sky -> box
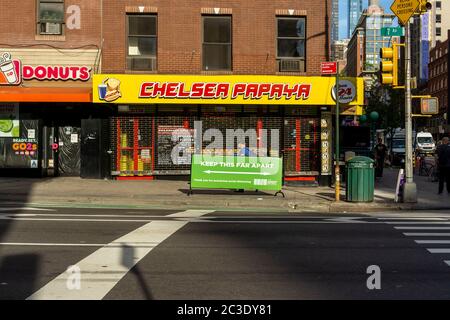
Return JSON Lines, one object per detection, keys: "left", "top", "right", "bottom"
{"left": 339, "top": 0, "right": 394, "bottom": 39}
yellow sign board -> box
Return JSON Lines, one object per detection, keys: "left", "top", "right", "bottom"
{"left": 390, "top": 0, "right": 420, "bottom": 26}
{"left": 93, "top": 74, "right": 364, "bottom": 108}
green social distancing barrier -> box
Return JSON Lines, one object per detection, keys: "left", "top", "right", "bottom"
{"left": 189, "top": 155, "right": 284, "bottom": 196}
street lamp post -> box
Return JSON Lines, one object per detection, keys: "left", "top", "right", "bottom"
{"left": 403, "top": 21, "right": 417, "bottom": 203}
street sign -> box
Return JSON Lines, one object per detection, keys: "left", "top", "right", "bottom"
{"left": 390, "top": 0, "right": 420, "bottom": 26}
{"left": 381, "top": 26, "right": 405, "bottom": 37}
{"left": 321, "top": 62, "right": 337, "bottom": 75}
{"left": 421, "top": 97, "right": 439, "bottom": 115}
{"left": 190, "top": 155, "right": 283, "bottom": 191}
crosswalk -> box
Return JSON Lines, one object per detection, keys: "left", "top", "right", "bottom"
{"left": 379, "top": 217, "right": 450, "bottom": 269}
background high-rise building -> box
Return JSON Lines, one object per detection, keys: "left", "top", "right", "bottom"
{"left": 331, "top": 0, "right": 339, "bottom": 45}
{"left": 348, "top": 0, "right": 363, "bottom": 38}
{"left": 346, "top": 0, "right": 395, "bottom": 79}
{"left": 430, "top": 0, "right": 450, "bottom": 47}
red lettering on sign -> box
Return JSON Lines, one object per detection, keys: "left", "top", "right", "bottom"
{"left": 245, "top": 84, "right": 259, "bottom": 99}
{"left": 165, "top": 82, "right": 178, "bottom": 98}
{"left": 139, "top": 82, "right": 154, "bottom": 97}
{"left": 190, "top": 83, "right": 204, "bottom": 98}
{"left": 23, "top": 65, "right": 33, "bottom": 78}
{"left": 298, "top": 84, "right": 311, "bottom": 99}
{"left": 270, "top": 84, "right": 284, "bottom": 99}
{"left": 152, "top": 82, "right": 166, "bottom": 97}
{"left": 46, "top": 66, "right": 59, "bottom": 79}
{"left": 203, "top": 83, "right": 216, "bottom": 98}
{"left": 258, "top": 84, "right": 271, "bottom": 98}
{"left": 216, "top": 83, "right": 229, "bottom": 98}
{"left": 178, "top": 83, "right": 191, "bottom": 97}
{"left": 232, "top": 84, "right": 246, "bottom": 98}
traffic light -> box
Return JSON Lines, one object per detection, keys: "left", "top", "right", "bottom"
{"left": 418, "top": 0, "right": 432, "bottom": 13}
{"left": 379, "top": 45, "right": 399, "bottom": 86}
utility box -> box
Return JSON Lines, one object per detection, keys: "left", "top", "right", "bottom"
{"left": 346, "top": 156, "right": 375, "bottom": 202}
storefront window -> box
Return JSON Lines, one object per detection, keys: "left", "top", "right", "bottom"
{"left": 127, "top": 15, "right": 157, "bottom": 71}
{"left": 202, "top": 16, "right": 232, "bottom": 71}
{"left": 37, "top": 0, "right": 64, "bottom": 35}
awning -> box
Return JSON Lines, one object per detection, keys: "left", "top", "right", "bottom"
{"left": 0, "top": 87, "right": 92, "bottom": 103}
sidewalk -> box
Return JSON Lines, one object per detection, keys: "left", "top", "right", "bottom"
{"left": 0, "top": 168, "right": 447, "bottom": 213}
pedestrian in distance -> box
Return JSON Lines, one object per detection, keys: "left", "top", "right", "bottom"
{"left": 374, "top": 138, "right": 388, "bottom": 178}
{"left": 436, "top": 136, "right": 450, "bottom": 194}
{"left": 237, "top": 143, "right": 256, "bottom": 157}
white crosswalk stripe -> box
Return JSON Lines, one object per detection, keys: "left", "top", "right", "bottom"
{"left": 26, "top": 209, "right": 215, "bottom": 300}
{"left": 387, "top": 218, "right": 450, "bottom": 269}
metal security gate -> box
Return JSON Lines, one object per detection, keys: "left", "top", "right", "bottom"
{"left": 154, "top": 116, "right": 196, "bottom": 174}
{"left": 111, "top": 116, "right": 155, "bottom": 179}
{"left": 283, "top": 117, "right": 320, "bottom": 176}
{"left": 200, "top": 114, "right": 282, "bottom": 157}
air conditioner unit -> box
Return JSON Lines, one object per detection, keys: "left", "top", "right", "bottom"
{"left": 278, "top": 59, "right": 303, "bottom": 72}
{"left": 43, "top": 22, "right": 62, "bottom": 35}
{"left": 128, "top": 57, "right": 157, "bottom": 71}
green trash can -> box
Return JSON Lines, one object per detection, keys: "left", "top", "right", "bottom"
{"left": 346, "top": 156, "right": 375, "bottom": 202}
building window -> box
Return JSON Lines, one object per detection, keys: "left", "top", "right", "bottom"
{"left": 37, "top": 0, "right": 64, "bottom": 35}
{"left": 436, "top": 1, "right": 441, "bottom": 9}
{"left": 436, "top": 14, "right": 442, "bottom": 23}
{"left": 127, "top": 15, "right": 157, "bottom": 71}
{"left": 276, "top": 17, "right": 306, "bottom": 72}
{"left": 436, "top": 27, "right": 441, "bottom": 37}
{"left": 202, "top": 16, "right": 232, "bottom": 71}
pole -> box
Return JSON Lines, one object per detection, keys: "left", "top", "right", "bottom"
{"left": 335, "top": 61, "right": 340, "bottom": 202}
{"left": 403, "top": 21, "right": 417, "bottom": 202}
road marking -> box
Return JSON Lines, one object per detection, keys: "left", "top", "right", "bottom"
{"left": 415, "top": 240, "right": 450, "bottom": 244}
{"left": 427, "top": 249, "right": 450, "bottom": 254}
{"left": 0, "top": 242, "right": 161, "bottom": 247}
{"left": 386, "top": 222, "right": 450, "bottom": 225}
{"left": 395, "top": 227, "right": 450, "bottom": 230}
{"left": 324, "top": 217, "right": 365, "bottom": 223}
{"left": 27, "top": 209, "right": 214, "bottom": 300}
{"left": 7, "top": 213, "right": 183, "bottom": 218}
{"left": 167, "top": 209, "right": 216, "bottom": 218}
{"left": 378, "top": 218, "right": 448, "bottom": 221}
{"left": 445, "top": 261, "right": 450, "bottom": 267}
{"left": 0, "top": 207, "right": 55, "bottom": 212}
{"left": 404, "top": 233, "right": 450, "bottom": 236}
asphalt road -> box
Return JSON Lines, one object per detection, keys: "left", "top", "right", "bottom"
{"left": 1, "top": 205, "right": 450, "bottom": 300}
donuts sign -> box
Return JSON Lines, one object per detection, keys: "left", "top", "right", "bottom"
{"left": 0, "top": 52, "right": 91, "bottom": 85}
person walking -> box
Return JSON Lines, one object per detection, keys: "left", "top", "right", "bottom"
{"left": 436, "top": 137, "right": 450, "bottom": 194}
{"left": 237, "top": 143, "right": 256, "bottom": 157}
{"left": 374, "top": 138, "right": 387, "bottom": 178}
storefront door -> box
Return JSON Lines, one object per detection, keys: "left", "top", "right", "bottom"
{"left": 283, "top": 117, "right": 320, "bottom": 176}
{"left": 57, "top": 126, "right": 81, "bottom": 176}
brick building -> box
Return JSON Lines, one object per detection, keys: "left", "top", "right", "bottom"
{"left": 427, "top": 32, "right": 449, "bottom": 138}
{"left": 0, "top": 0, "right": 364, "bottom": 186}
{"left": 0, "top": 0, "right": 104, "bottom": 177}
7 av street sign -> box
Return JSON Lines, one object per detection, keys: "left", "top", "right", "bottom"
{"left": 381, "top": 26, "right": 405, "bottom": 37}
{"left": 390, "top": 0, "right": 420, "bottom": 26}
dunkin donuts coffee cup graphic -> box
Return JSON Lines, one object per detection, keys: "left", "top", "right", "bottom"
{"left": 0, "top": 52, "right": 20, "bottom": 85}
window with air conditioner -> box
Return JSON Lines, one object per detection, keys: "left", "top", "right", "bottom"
{"left": 127, "top": 14, "right": 157, "bottom": 71}
{"left": 276, "top": 17, "right": 306, "bottom": 72}
{"left": 37, "top": 0, "right": 64, "bottom": 35}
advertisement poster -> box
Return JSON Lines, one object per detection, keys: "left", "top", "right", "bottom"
{"left": 0, "top": 120, "right": 39, "bottom": 169}
{"left": 157, "top": 125, "right": 194, "bottom": 165}
{"left": 0, "top": 103, "right": 19, "bottom": 138}
{"left": 190, "top": 155, "right": 282, "bottom": 191}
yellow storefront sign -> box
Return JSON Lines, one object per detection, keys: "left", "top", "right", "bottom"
{"left": 93, "top": 74, "right": 364, "bottom": 108}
